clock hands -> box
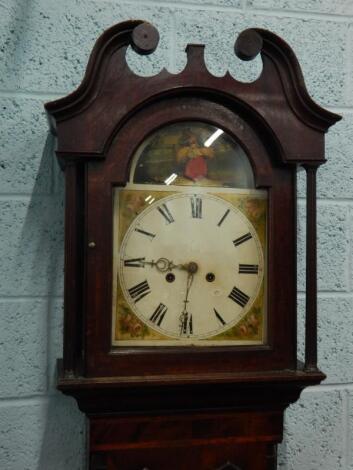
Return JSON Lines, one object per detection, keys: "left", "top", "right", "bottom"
{"left": 124, "top": 253, "right": 199, "bottom": 336}
{"left": 141, "top": 257, "right": 198, "bottom": 335}
{"left": 144, "top": 257, "right": 178, "bottom": 272}
{"left": 179, "top": 271, "right": 194, "bottom": 336}
{"left": 178, "top": 261, "right": 198, "bottom": 336}
{"left": 142, "top": 256, "right": 197, "bottom": 335}
{"left": 144, "top": 257, "right": 198, "bottom": 274}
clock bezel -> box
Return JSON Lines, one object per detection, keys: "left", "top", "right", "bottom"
{"left": 84, "top": 96, "right": 297, "bottom": 378}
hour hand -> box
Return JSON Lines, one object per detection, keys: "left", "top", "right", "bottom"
{"left": 124, "top": 256, "right": 197, "bottom": 274}
{"left": 124, "top": 257, "right": 176, "bottom": 271}
{"left": 145, "top": 257, "right": 189, "bottom": 273}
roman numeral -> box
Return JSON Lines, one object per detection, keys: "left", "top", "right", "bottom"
{"left": 150, "top": 303, "right": 168, "bottom": 326}
{"left": 233, "top": 232, "right": 252, "bottom": 247}
{"left": 157, "top": 203, "right": 174, "bottom": 224}
{"left": 239, "top": 264, "right": 259, "bottom": 274}
{"left": 180, "top": 314, "right": 193, "bottom": 335}
{"left": 228, "top": 286, "right": 249, "bottom": 308}
{"left": 214, "top": 308, "right": 226, "bottom": 325}
{"left": 191, "top": 196, "right": 202, "bottom": 219}
{"left": 189, "top": 314, "right": 193, "bottom": 335}
{"left": 134, "top": 228, "right": 156, "bottom": 240}
{"left": 124, "top": 257, "right": 145, "bottom": 268}
{"left": 128, "top": 280, "right": 151, "bottom": 303}
{"left": 217, "top": 209, "right": 230, "bottom": 227}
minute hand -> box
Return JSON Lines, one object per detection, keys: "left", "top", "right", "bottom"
{"left": 179, "top": 272, "right": 194, "bottom": 335}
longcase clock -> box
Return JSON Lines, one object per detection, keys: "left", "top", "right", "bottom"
{"left": 45, "top": 21, "right": 341, "bottom": 470}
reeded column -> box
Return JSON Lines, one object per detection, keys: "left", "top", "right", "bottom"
{"left": 303, "top": 164, "right": 319, "bottom": 371}
{"left": 63, "top": 162, "right": 84, "bottom": 375}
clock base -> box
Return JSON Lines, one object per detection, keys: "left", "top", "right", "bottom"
{"left": 57, "top": 361, "right": 324, "bottom": 470}
{"left": 89, "top": 410, "right": 279, "bottom": 470}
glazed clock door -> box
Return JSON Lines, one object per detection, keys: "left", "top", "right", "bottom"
{"left": 112, "top": 121, "right": 267, "bottom": 347}
{"left": 84, "top": 96, "right": 297, "bottom": 377}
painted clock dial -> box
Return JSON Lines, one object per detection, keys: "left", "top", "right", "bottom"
{"left": 117, "top": 191, "right": 264, "bottom": 342}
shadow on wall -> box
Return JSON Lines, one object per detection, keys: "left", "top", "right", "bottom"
{"left": 16, "top": 132, "right": 64, "bottom": 296}
{"left": 18, "top": 131, "right": 86, "bottom": 469}
{"left": 38, "top": 394, "right": 86, "bottom": 469}
{"left": 277, "top": 432, "right": 288, "bottom": 469}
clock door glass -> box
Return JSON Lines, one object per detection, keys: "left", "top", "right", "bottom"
{"left": 112, "top": 122, "right": 267, "bottom": 346}
{"left": 131, "top": 122, "right": 255, "bottom": 189}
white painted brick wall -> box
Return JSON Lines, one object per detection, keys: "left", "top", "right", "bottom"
{"left": 0, "top": 1, "right": 351, "bottom": 469}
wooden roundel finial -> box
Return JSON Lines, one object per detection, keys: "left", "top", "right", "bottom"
{"left": 131, "top": 22, "right": 159, "bottom": 55}
{"left": 234, "top": 29, "right": 263, "bottom": 61}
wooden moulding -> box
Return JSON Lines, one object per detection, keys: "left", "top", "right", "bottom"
{"left": 56, "top": 359, "right": 325, "bottom": 415}
{"left": 45, "top": 22, "right": 340, "bottom": 163}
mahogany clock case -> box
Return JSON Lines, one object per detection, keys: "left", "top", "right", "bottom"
{"left": 45, "top": 20, "right": 341, "bottom": 384}
{"left": 45, "top": 22, "right": 341, "bottom": 464}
